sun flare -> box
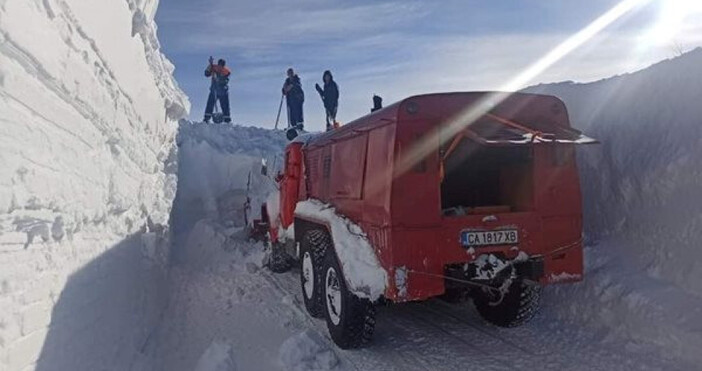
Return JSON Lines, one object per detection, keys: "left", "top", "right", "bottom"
{"left": 394, "top": 0, "right": 652, "bottom": 177}
{"left": 648, "top": 0, "right": 702, "bottom": 46}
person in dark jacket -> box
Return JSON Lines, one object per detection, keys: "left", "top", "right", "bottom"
{"left": 204, "top": 57, "right": 231, "bottom": 123}
{"left": 282, "top": 68, "right": 304, "bottom": 129}
{"left": 315, "top": 70, "right": 339, "bottom": 131}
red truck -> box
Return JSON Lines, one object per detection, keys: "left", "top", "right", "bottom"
{"left": 256, "top": 92, "right": 595, "bottom": 349}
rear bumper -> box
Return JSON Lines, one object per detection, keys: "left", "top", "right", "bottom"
{"left": 388, "top": 241, "right": 582, "bottom": 302}
{"left": 444, "top": 257, "right": 545, "bottom": 287}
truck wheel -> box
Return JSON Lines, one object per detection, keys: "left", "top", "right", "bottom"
{"left": 322, "top": 248, "right": 376, "bottom": 349}
{"left": 472, "top": 280, "right": 541, "bottom": 328}
{"left": 439, "top": 288, "right": 467, "bottom": 303}
{"left": 268, "top": 243, "right": 292, "bottom": 273}
{"left": 300, "top": 230, "right": 329, "bottom": 318}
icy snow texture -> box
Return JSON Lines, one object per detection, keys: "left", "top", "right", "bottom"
{"left": 194, "top": 341, "right": 238, "bottom": 371}
{"left": 525, "top": 48, "right": 702, "bottom": 364}
{"left": 278, "top": 330, "right": 339, "bottom": 371}
{"left": 0, "top": 0, "right": 187, "bottom": 369}
{"left": 295, "top": 199, "right": 388, "bottom": 300}
{"left": 148, "top": 218, "right": 307, "bottom": 371}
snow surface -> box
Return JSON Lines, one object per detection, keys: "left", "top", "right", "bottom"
{"left": 295, "top": 200, "right": 388, "bottom": 301}
{"left": 193, "top": 341, "right": 238, "bottom": 371}
{"left": 278, "top": 330, "right": 339, "bottom": 371}
{"left": 0, "top": 0, "right": 187, "bottom": 369}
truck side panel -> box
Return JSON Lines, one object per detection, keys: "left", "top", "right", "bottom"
{"left": 533, "top": 145, "right": 584, "bottom": 283}
{"left": 390, "top": 119, "right": 441, "bottom": 227}
{"left": 362, "top": 124, "right": 396, "bottom": 227}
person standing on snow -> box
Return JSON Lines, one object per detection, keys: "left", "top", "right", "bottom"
{"left": 282, "top": 68, "right": 304, "bottom": 130}
{"left": 204, "top": 57, "right": 231, "bottom": 123}
{"left": 315, "top": 70, "right": 339, "bottom": 131}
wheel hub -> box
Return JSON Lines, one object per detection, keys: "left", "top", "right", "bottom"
{"left": 325, "top": 267, "right": 342, "bottom": 326}
{"left": 302, "top": 251, "right": 314, "bottom": 299}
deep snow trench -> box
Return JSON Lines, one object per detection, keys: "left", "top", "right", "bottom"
{"left": 2, "top": 0, "right": 701, "bottom": 367}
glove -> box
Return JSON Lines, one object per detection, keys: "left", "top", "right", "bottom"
{"left": 208, "top": 56, "right": 214, "bottom": 65}
{"left": 315, "top": 83, "right": 323, "bottom": 95}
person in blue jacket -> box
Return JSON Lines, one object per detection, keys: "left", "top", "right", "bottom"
{"left": 282, "top": 68, "right": 304, "bottom": 130}
{"left": 204, "top": 57, "right": 231, "bottom": 123}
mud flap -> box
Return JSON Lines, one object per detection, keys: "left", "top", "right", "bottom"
{"left": 514, "top": 257, "right": 544, "bottom": 282}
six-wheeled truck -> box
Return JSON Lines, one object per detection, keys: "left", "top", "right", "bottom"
{"left": 254, "top": 92, "right": 596, "bottom": 349}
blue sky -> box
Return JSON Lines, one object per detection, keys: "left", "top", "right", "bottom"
{"left": 155, "top": 0, "right": 702, "bottom": 130}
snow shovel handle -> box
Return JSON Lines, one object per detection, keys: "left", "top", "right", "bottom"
{"left": 274, "top": 94, "right": 284, "bottom": 130}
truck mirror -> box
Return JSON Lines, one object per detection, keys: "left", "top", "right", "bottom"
{"left": 261, "top": 158, "right": 268, "bottom": 176}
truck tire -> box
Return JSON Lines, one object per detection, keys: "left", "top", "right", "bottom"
{"left": 322, "top": 248, "right": 376, "bottom": 349}
{"left": 472, "top": 280, "right": 541, "bottom": 328}
{"left": 268, "top": 243, "right": 293, "bottom": 273}
{"left": 300, "top": 230, "right": 329, "bottom": 318}
{"left": 439, "top": 288, "right": 467, "bottom": 303}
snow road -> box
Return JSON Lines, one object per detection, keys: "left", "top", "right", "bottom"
{"left": 147, "top": 220, "right": 691, "bottom": 371}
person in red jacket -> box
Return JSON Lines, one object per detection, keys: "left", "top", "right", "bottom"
{"left": 204, "top": 57, "right": 231, "bottom": 123}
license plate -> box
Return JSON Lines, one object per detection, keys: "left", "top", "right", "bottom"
{"left": 461, "top": 230, "right": 519, "bottom": 247}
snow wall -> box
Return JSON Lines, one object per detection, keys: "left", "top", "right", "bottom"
{"left": 526, "top": 49, "right": 702, "bottom": 363}
{"left": 0, "top": 0, "right": 189, "bottom": 370}
{"left": 171, "top": 122, "right": 288, "bottom": 262}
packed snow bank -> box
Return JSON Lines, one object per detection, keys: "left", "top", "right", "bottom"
{"left": 173, "top": 122, "right": 287, "bottom": 222}
{"left": 295, "top": 199, "right": 388, "bottom": 300}
{"left": 171, "top": 122, "right": 287, "bottom": 260}
{"left": 0, "top": 0, "right": 187, "bottom": 369}
{"left": 30, "top": 233, "right": 170, "bottom": 371}
{"left": 278, "top": 330, "right": 339, "bottom": 371}
{"left": 147, "top": 217, "right": 314, "bottom": 371}
{"left": 194, "top": 341, "right": 238, "bottom": 371}
{"left": 525, "top": 48, "right": 702, "bottom": 363}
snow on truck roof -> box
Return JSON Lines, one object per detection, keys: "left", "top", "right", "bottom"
{"left": 304, "top": 92, "right": 596, "bottom": 148}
